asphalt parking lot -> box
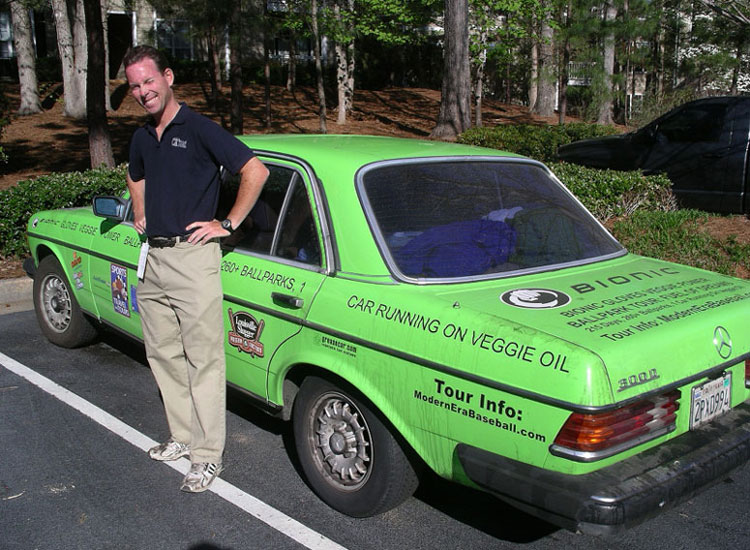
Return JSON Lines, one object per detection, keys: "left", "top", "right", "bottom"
{"left": 2, "top": 275, "right": 750, "bottom": 550}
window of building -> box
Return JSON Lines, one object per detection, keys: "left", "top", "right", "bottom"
{"left": 155, "top": 19, "right": 193, "bottom": 60}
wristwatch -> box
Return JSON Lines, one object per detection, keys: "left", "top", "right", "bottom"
{"left": 220, "top": 219, "right": 234, "bottom": 233}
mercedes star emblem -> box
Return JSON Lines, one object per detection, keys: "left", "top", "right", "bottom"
{"left": 713, "top": 326, "right": 733, "bottom": 360}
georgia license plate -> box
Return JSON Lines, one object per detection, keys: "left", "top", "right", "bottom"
{"left": 690, "top": 372, "right": 732, "bottom": 430}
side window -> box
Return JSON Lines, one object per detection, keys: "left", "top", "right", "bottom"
{"left": 655, "top": 104, "right": 728, "bottom": 143}
{"left": 219, "top": 165, "right": 293, "bottom": 254}
{"left": 276, "top": 179, "right": 321, "bottom": 265}
{"left": 219, "top": 164, "right": 322, "bottom": 267}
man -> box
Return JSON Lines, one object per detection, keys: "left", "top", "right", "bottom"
{"left": 124, "top": 45, "right": 269, "bottom": 492}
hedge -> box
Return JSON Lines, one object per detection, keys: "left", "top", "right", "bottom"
{"left": 548, "top": 162, "right": 675, "bottom": 221}
{"left": 458, "top": 122, "right": 621, "bottom": 163}
{"left": 0, "top": 165, "right": 127, "bottom": 258}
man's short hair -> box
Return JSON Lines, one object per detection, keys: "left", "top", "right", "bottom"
{"left": 123, "top": 45, "right": 170, "bottom": 72}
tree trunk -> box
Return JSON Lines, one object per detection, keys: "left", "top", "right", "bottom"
{"left": 52, "top": 0, "right": 88, "bottom": 119}
{"left": 229, "top": 0, "right": 243, "bottom": 134}
{"left": 10, "top": 1, "right": 41, "bottom": 115}
{"left": 730, "top": 43, "right": 741, "bottom": 95}
{"left": 528, "top": 15, "right": 538, "bottom": 111}
{"left": 558, "top": 40, "right": 569, "bottom": 124}
{"left": 206, "top": 30, "right": 221, "bottom": 111}
{"left": 264, "top": 20, "right": 272, "bottom": 129}
{"left": 311, "top": 0, "right": 327, "bottom": 133}
{"left": 335, "top": 40, "right": 347, "bottom": 124}
{"left": 474, "top": 30, "right": 487, "bottom": 127}
{"left": 597, "top": 0, "right": 617, "bottom": 125}
{"left": 534, "top": 18, "right": 555, "bottom": 117}
{"left": 73, "top": 0, "right": 88, "bottom": 116}
{"left": 558, "top": 0, "right": 571, "bottom": 125}
{"left": 334, "top": 1, "right": 355, "bottom": 125}
{"left": 335, "top": 39, "right": 355, "bottom": 125}
{"left": 649, "top": 2, "right": 665, "bottom": 97}
{"left": 287, "top": 36, "right": 297, "bottom": 91}
{"left": 101, "top": 0, "right": 110, "bottom": 111}
{"left": 83, "top": 0, "right": 114, "bottom": 168}
{"left": 430, "top": 0, "right": 471, "bottom": 140}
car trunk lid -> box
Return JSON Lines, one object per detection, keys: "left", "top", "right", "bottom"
{"left": 431, "top": 254, "right": 750, "bottom": 408}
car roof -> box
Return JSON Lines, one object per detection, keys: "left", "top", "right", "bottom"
{"left": 234, "top": 135, "right": 526, "bottom": 277}
{"left": 236, "top": 134, "right": 520, "bottom": 168}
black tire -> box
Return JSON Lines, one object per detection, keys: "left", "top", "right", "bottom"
{"left": 33, "top": 255, "right": 98, "bottom": 348}
{"left": 293, "top": 375, "right": 419, "bottom": 517}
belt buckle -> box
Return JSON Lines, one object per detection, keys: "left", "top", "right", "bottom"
{"left": 149, "top": 236, "right": 176, "bottom": 248}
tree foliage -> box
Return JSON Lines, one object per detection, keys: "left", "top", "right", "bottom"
{"left": 6, "top": 0, "right": 749, "bottom": 150}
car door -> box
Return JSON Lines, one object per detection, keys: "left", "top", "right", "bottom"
{"left": 640, "top": 99, "right": 733, "bottom": 211}
{"left": 218, "top": 159, "right": 329, "bottom": 402}
{"left": 88, "top": 205, "right": 147, "bottom": 338}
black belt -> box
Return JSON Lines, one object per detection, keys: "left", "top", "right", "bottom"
{"left": 147, "top": 235, "right": 192, "bottom": 248}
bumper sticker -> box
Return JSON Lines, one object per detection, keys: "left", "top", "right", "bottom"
{"left": 110, "top": 264, "right": 130, "bottom": 317}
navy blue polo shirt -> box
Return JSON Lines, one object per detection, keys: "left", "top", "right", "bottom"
{"left": 128, "top": 104, "right": 255, "bottom": 237}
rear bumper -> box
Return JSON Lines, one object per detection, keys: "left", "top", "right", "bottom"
{"left": 457, "top": 403, "right": 750, "bottom": 536}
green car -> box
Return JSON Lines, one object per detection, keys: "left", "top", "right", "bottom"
{"left": 25, "top": 135, "right": 750, "bottom": 535}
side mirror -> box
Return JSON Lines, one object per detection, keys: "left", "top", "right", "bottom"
{"left": 632, "top": 125, "right": 656, "bottom": 145}
{"left": 93, "top": 195, "right": 129, "bottom": 221}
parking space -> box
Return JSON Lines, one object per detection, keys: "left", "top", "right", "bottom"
{"left": 2, "top": 307, "right": 749, "bottom": 550}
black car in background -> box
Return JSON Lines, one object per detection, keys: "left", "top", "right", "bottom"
{"left": 557, "top": 96, "right": 750, "bottom": 215}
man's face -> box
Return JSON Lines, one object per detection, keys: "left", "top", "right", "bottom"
{"left": 125, "top": 57, "right": 175, "bottom": 120}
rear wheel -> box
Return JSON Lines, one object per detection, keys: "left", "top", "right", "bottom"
{"left": 33, "top": 255, "right": 98, "bottom": 348}
{"left": 293, "top": 375, "right": 419, "bottom": 517}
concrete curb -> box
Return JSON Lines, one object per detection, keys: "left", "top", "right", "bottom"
{"left": 0, "top": 276, "right": 34, "bottom": 313}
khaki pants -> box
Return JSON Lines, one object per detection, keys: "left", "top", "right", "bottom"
{"left": 138, "top": 241, "right": 226, "bottom": 464}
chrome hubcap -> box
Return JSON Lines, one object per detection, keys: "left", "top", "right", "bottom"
{"left": 310, "top": 392, "right": 372, "bottom": 491}
{"left": 41, "top": 274, "right": 72, "bottom": 333}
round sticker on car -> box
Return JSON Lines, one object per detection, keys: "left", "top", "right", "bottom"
{"left": 500, "top": 289, "right": 571, "bottom": 309}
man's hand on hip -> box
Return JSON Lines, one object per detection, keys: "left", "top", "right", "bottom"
{"left": 185, "top": 220, "right": 230, "bottom": 244}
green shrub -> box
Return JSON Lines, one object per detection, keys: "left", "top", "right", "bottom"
{"left": 548, "top": 162, "right": 676, "bottom": 221}
{"left": 611, "top": 210, "right": 750, "bottom": 277}
{"left": 0, "top": 165, "right": 127, "bottom": 258}
{"left": 458, "top": 122, "right": 621, "bottom": 163}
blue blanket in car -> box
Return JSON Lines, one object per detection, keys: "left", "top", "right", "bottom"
{"left": 394, "top": 220, "right": 516, "bottom": 277}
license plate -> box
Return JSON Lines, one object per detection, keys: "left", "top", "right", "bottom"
{"left": 690, "top": 372, "right": 732, "bottom": 430}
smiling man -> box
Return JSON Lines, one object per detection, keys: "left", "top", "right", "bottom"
{"left": 123, "top": 45, "right": 269, "bottom": 493}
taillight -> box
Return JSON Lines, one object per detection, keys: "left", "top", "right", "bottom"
{"left": 552, "top": 390, "right": 680, "bottom": 460}
{"left": 745, "top": 358, "right": 749, "bottom": 388}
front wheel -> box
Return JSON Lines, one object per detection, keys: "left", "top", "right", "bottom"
{"left": 293, "top": 375, "right": 419, "bottom": 517}
{"left": 33, "top": 255, "right": 98, "bottom": 348}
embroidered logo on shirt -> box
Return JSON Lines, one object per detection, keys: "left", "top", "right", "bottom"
{"left": 171, "top": 137, "right": 188, "bottom": 149}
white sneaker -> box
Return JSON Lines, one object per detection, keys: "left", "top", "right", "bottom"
{"left": 180, "top": 462, "right": 223, "bottom": 493}
{"left": 148, "top": 439, "right": 190, "bottom": 461}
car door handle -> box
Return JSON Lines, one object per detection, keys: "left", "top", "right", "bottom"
{"left": 271, "top": 292, "right": 304, "bottom": 309}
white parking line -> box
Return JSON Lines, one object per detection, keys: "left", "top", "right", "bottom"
{"left": 0, "top": 351, "right": 348, "bottom": 550}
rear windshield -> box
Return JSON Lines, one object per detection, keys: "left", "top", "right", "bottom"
{"left": 359, "top": 159, "right": 623, "bottom": 281}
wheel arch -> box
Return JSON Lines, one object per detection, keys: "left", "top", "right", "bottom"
{"left": 33, "top": 243, "right": 59, "bottom": 265}
{"left": 31, "top": 243, "right": 76, "bottom": 293}
{"left": 278, "top": 361, "right": 427, "bottom": 474}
